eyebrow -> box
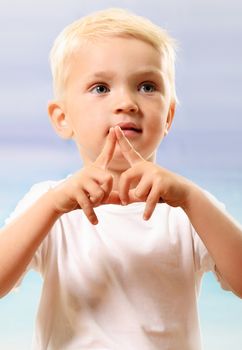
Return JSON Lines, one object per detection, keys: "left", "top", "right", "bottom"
{"left": 85, "top": 71, "right": 112, "bottom": 80}
{"left": 85, "top": 68, "right": 165, "bottom": 82}
{"left": 130, "top": 68, "right": 166, "bottom": 90}
{"left": 131, "top": 69, "right": 166, "bottom": 88}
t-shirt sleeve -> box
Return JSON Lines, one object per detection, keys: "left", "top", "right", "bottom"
{"left": 192, "top": 190, "right": 231, "bottom": 291}
{"left": 4, "top": 180, "right": 58, "bottom": 290}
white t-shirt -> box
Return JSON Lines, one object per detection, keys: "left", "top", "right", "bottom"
{"left": 6, "top": 180, "right": 224, "bottom": 350}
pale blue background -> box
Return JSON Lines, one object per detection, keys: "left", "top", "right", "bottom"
{"left": 0, "top": 0, "right": 242, "bottom": 349}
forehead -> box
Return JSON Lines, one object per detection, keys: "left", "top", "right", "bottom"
{"left": 68, "top": 36, "right": 168, "bottom": 79}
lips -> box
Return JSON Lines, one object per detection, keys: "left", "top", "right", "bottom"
{"left": 115, "top": 122, "right": 142, "bottom": 133}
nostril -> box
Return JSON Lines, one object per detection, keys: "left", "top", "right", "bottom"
{"left": 116, "top": 104, "right": 139, "bottom": 113}
{"left": 114, "top": 94, "right": 139, "bottom": 113}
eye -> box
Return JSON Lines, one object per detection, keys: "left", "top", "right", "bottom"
{"left": 90, "top": 84, "right": 110, "bottom": 94}
{"left": 139, "top": 82, "right": 156, "bottom": 93}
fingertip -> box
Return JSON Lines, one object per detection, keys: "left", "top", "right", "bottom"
{"left": 135, "top": 189, "right": 144, "bottom": 200}
{"left": 114, "top": 125, "right": 123, "bottom": 140}
{"left": 143, "top": 201, "right": 156, "bottom": 221}
{"left": 109, "top": 127, "right": 117, "bottom": 144}
{"left": 90, "top": 215, "right": 98, "bottom": 225}
{"left": 109, "top": 126, "right": 114, "bottom": 134}
{"left": 107, "top": 127, "right": 114, "bottom": 139}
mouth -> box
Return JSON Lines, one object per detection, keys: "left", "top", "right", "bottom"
{"left": 113, "top": 122, "right": 142, "bottom": 135}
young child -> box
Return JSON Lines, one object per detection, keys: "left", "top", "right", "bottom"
{"left": 0, "top": 8, "right": 242, "bottom": 350}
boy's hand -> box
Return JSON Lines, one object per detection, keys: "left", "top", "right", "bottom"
{"left": 114, "top": 126, "right": 191, "bottom": 220}
{"left": 51, "top": 125, "right": 191, "bottom": 224}
{"left": 51, "top": 128, "right": 120, "bottom": 225}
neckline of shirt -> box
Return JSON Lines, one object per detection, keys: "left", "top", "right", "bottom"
{"left": 95, "top": 202, "right": 146, "bottom": 214}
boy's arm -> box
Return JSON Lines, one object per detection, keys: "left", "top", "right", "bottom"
{"left": 0, "top": 192, "right": 61, "bottom": 297}
{"left": 0, "top": 128, "right": 118, "bottom": 297}
{"left": 182, "top": 185, "right": 242, "bottom": 297}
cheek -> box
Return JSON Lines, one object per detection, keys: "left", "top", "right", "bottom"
{"left": 70, "top": 108, "right": 102, "bottom": 139}
{"left": 73, "top": 116, "right": 107, "bottom": 155}
{"left": 149, "top": 101, "right": 170, "bottom": 132}
{"left": 147, "top": 110, "right": 166, "bottom": 135}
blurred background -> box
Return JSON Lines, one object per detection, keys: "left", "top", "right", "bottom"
{"left": 0, "top": 0, "right": 241, "bottom": 349}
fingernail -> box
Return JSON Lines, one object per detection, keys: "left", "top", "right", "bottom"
{"left": 122, "top": 200, "right": 128, "bottom": 206}
{"left": 91, "top": 216, "right": 98, "bottom": 225}
{"left": 135, "top": 191, "right": 141, "bottom": 198}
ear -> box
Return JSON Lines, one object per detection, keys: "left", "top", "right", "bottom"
{"left": 164, "top": 102, "right": 176, "bottom": 136}
{"left": 48, "top": 101, "right": 73, "bottom": 139}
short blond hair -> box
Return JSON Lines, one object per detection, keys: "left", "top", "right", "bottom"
{"left": 50, "top": 8, "right": 178, "bottom": 103}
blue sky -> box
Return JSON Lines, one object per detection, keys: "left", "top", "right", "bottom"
{"left": 0, "top": 0, "right": 242, "bottom": 349}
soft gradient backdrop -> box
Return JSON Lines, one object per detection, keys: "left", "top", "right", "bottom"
{"left": 0, "top": 0, "right": 241, "bottom": 349}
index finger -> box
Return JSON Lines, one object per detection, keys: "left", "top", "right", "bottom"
{"left": 95, "top": 127, "right": 116, "bottom": 169}
{"left": 114, "top": 126, "right": 143, "bottom": 165}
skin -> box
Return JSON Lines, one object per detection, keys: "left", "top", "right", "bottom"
{"left": 0, "top": 37, "right": 242, "bottom": 298}
{"left": 48, "top": 37, "right": 175, "bottom": 173}
{"left": 48, "top": 36, "right": 176, "bottom": 222}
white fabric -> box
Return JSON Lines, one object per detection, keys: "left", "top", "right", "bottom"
{"left": 6, "top": 180, "right": 223, "bottom": 350}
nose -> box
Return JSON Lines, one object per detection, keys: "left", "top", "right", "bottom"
{"left": 113, "top": 90, "right": 139, "bottom": 114}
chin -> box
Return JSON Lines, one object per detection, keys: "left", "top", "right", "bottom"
{"left": 109, "top": 156, "right": 130, "bottom": 172}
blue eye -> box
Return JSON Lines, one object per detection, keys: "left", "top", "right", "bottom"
{"left": 139, "top": 83, "right": 156, "bottom": 93}
{"left": 91, "top": 84, "right": 110, "bottom": 94}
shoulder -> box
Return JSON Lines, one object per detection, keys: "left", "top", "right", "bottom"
{"left": 4, "top": 178, "right": 67, "bottom": 224}
{"left": 17, "top": 179, "right": 64, "bottom": 207}
{"left": 27, "top": 178, "right": 67, "bottom": 196}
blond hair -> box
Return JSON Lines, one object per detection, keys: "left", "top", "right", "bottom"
{"left": 50, "top": 8, "right": 178, "bottom": 103}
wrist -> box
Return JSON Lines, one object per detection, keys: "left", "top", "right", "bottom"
{"left": 44, "top": 188, "right": 68, "bottom": 217}
{"left": 180, "top": 181, "right": 203, "bottom": 212}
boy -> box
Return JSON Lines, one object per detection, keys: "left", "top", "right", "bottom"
{"left": 0, "top": 8, "right": 242, "bottom": 350}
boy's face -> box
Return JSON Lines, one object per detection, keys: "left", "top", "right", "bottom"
{"left": 49, "top": 36, "right": 175, "bottom": 172}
